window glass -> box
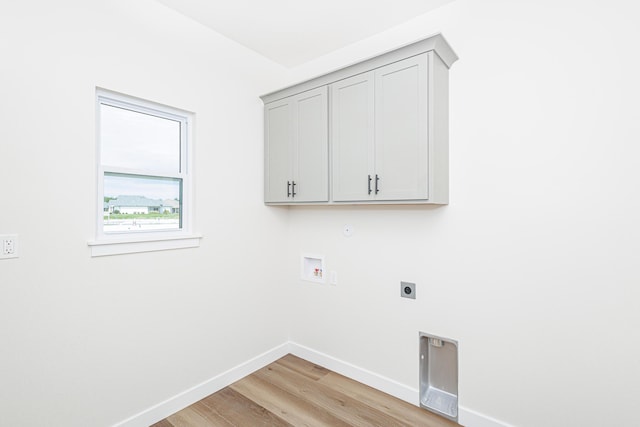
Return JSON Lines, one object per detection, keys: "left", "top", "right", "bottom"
{"left": 103, "top": 173, "right": 182, "bottom": 233}
{"left": 100, "top": 104, "right": 181, "bottom": 173}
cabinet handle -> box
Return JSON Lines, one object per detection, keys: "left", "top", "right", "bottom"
{"left": 368, "top": 175, "right": 372, "bottom": 195}
{"left": 287, "top": 181, "right": 291, "bottom": 197}
{"left": 292, "top": 181, "right": 297, "bottom": 197}
{"left": 375, "top": 174, "right": 380, "bottom": 194}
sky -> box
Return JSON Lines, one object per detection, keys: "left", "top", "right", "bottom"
{"left": 100, "top": 102, "right": 184, "bottom": 202}
{"left": 100, "top": 104, "right": 182, "bottom": 173}
{"left": 104, "top": 174, "right": 181, "bottom": 201}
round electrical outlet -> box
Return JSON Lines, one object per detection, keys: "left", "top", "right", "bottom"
{"left": 401, "top": 281, "right": 416, "bottom": 299}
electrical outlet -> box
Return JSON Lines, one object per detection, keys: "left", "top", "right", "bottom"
{"left": 401, "top": 281, "right": 416, "bottom": 299}
{"left": 4, "top": 239, "right": 14, "bottom": 254}
{"left": 0, "top": 234, "right": 18, "bottom": 259}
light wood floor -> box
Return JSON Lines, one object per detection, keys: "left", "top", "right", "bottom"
{"left": 151, "top": 354, "right": 458, "bottom": 427}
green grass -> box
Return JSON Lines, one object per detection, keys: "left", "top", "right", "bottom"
{"left": 104, "top": 213, "right": 179, "bottom": 220}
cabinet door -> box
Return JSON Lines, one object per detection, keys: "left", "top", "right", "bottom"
{"left": 264, "top": 98, "right": 292, "bottom": 203}
{"left": 375, "top": 54, "right": 428, "bottom": 200}
{"left": 331, "top": 72, "right": 375, "bottom": 201}
{"left": 291, "top": 87, "right": 328, "bottom": 202}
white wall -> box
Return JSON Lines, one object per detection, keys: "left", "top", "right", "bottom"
{"left": 281, "top": 1, "right": 640, "bottom": 426}
{"left": 0, "top": 1, "right": 290, "bottom": 426}
{"left": 3, "top": 1, "right": 639, "bottom": 426}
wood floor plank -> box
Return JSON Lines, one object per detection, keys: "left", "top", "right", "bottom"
{"left": 254, "top": 362, "right": 409, "bottom": 427}
{"left": 153, "top": 354, "right": 461, "bottom": 427}
{"left": 199, "top": 386, "right": 292, "bottom": 427}
{"left": 165, "top": 406, "right": 217, "bottom": 427}
{"left": 188, "top": 401, "right": 235, "bottom": 427}
{"left": 318, "top": 371, "right": 458, "bottom": 427}
{"left": 230, "top": 371, "right": 352, "bottom": 427}
{"left": 275, "top": 353, "right": 331, "bottom": 381}
{"left": 150, "top": 419, "right": 175, "bottom": 427}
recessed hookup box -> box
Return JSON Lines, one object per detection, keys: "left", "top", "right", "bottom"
{"left": 419, "top": 332, "right": 459, "bottom": 422}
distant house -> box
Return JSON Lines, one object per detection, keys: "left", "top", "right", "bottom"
{"left": 107, "top": 195, "right": 162, "bottom": 214}
{"left": 161, "top": 199, "right": 180, "bottom": 214}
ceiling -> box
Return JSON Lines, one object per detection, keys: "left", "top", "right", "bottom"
{"left": 154, "top": 0, "right": 453, "bottom": 67}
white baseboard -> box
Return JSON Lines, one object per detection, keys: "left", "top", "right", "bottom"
{"left": 289, "top": 342, "right": 512, "bottom": 427}
{"left": 113, "top": 341, "right": 511, "bottom": 427}
{"left": 288, "top": 342, "right": 419, "bottom": 405}
{"left": 459, "top": 406, "right": 515, "bottom": 427}
{"left": 113, "top": 342, "right": 290, "bottom": 427}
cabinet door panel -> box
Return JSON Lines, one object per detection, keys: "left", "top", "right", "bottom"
{"left": 293, "top": 87, "right": 328, "bottom": 202}
{"left": 264, "top": 99, "right": 292, "bottom": 203}
{"left": 375, "top": 54, "right": 428, "bottom": 200}
{"left": 331, "top": 72, "right": 375, "bottom": 201}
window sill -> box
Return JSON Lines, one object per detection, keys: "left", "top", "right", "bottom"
{"left": 88, "top": 234, "right": 202, "bottom": 257}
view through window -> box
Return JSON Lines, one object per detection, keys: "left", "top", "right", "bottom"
{"left": 97, "top": 92, "right": 189, "bottom": 235}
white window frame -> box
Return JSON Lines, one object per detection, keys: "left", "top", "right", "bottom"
{"left": 88, "top": 89, "right": 200, "bottom": 256}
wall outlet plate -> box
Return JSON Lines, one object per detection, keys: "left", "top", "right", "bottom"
{"left": 401, "top": 281, "right": 415, "bottom": 299}
{"left": 0, "top": 234, "right": 18, "bottom": 259}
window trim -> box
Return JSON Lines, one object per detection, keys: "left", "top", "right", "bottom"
{"left": 89, "top": 88, "right": 200, "bottom": 256}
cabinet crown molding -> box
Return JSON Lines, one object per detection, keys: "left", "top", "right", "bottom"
{"left": 261, "top": 33, "right": 457, "bottom": 105}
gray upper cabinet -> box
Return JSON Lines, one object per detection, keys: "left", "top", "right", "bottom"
{"left": 331, "top": 71, "right": 375, "bottom": 202}
{"left": 262, "top": 33, "right": 457, "bottom": 205}
{"left": 374, "top": 55, "right": 429, "bottom": 201}
{"left": 264, "top": 86, "right": 328, "bottom": 203}
{"left": 264, "top": 97, "right": 291, "bottom": 203}
{"left": 332, "top": 54, "right": 429, "bottom": 202}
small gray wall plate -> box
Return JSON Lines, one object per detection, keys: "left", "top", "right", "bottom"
{"left": 401, "top": 281, "right": 416, "bottom": 299}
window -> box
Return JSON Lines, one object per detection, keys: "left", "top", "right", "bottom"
{"left": 89, "top": 89, "right": 200, "bottom": 256}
